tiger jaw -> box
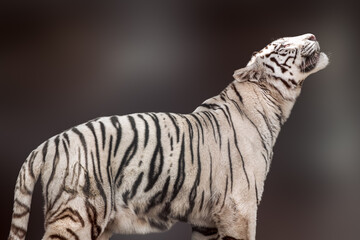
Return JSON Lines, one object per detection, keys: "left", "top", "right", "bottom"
{"left": 301, "top": 51, "right": 320, "bottom": 72}
{"left": 300, "top": 40, "right": 329, "bottom": 74}
{"left": 302, "top": 51, "right": 329, "bottom": 74}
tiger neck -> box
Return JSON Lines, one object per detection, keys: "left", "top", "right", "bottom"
{"left": 195, "top": 79, "right": 298, "bottom": 148}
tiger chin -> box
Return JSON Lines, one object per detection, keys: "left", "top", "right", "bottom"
{"left": 8, "top": 33, "right": 328, "bottom": 240}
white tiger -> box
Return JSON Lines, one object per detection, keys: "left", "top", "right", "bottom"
{"left": 8, "top": 33, "right": 328, "bottom": 240}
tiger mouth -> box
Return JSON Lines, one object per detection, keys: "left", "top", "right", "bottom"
{"left": 301, "top": 51, "right": 320, "bottom": 73}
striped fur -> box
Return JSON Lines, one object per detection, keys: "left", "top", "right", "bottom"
{"left": 8, "top": 34, "right": 328, "bottom": 240}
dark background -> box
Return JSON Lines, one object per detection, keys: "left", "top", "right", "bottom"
{"left": 1, "top": 1, "right": 359, "bottom": 239}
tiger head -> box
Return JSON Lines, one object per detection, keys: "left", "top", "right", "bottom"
{"left": 234, "top": 33, "right": 329, "bottom": 98}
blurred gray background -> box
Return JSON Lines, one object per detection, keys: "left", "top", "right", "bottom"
{"left": 1, "top": 0, "right": 359, "bottom": 239}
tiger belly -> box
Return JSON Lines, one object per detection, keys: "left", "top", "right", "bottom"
{"left": 110, "top": 186, "right": 215, "bottom": 235}
{"left": 107, "top": 204, "right": 175, "bottom": 235}
{"left": 101, "top": 112, "right": 218, "bottom": 235}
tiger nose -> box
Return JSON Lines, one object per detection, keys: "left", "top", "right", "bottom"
{"left": 307, "top": 34, "right": 317, "bottom": 41}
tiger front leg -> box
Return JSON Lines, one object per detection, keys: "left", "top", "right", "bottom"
{"left": 213, "top": 200, "right": 257, "bottom": 240}
{"left": 97, "top": 229, "right": 113, "bottom": 240}
{"left": 191, "top": 225, "right": 220, "bottom": 240}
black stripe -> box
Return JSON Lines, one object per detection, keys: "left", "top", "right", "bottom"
{"left": 145, "top": 176, "right": 171, "bottom": 212}
{"left": 289, "top": 78, "right": 298, "bottom": 86}
{"left": 220, "top": 93, "right": 226, "bottom": 101}
{"left": 66, "top": 228, "right": 80, "bottom": 240}
{"left": 262, "top": 90, "right": 282, "bottom": 115}
{"left": 208, "top": 112, "right": 222, "bottom": 148}
{"left": 91, "top": 152, "right": 108, "bottom": 219}
{"left": 49, "top": 234, "right": 66, "bottom": 239}
{"left": 110, "top": 116, "right": 122, "bottom": 157}
{"left": 257, "top": 109, "right": 274, "bottom": 140}
{"left": 255, "top": 178, "right": 259, "bottom": 205}
{"left": 115, "top": 115, "right": 138, "bottom": 187}
{"left": 42, "top": 140, "right": 49, "bottom": 162}
{"left": 227, "top": 140, "right": 233, "bottom": 192}
{"left": 75, "top": 148, "right": 82, "bottom": 188}
{"left": 47, "top": 207, "right": 85, "bottom": 227}
{"left": 85, "top": 201, "right": 101, "bottom": 240}
{"left": 224, "top": 91, "right": 243, "bottom": 116}
{"left": 72, "top": 128, "right": 91, "bottom": 197}
{"left": 129, "top": 172, "right": 144, "bottom": 199}
{"left": 170, "top": 136, "right": 173, "bottom": 151}
{"left": 148, "top": 219, "right": 168, "bottom": 231}
{"left": 86, "top": 121, "right": 104, "bottom": 183}
{"left": 13, "top": 199, "right": 30, "bottom": 218}
{"left": 28, "top": 151, "right": 37, "bottom": 179}
{"left": 182, "top": 115, "right": 194, "bottom": 164}
{"left": 189, "top": 114, "right": 205, "bottom": 144}
{"left": 63, "top": 132, "right": 70, "bottom": 145}
{"left": 202, "top": 111, "right": 217, "bottom": 143}
{"left": 144, "top": 114, "right": 164, "bottom": 192}
{"left": 61, "top": 140, "right": 72, "bottom": 196}
{"left": 220, "top": 176, "right": 228, "bottom": 210}
{"left": 19, "top": 166, "right": 32, "bottom": 195}
{"left": 199, "top": 190, "right": 205, "bottom": 211}
{"left": 268, "top": 81, "right": 289, "bottom": 101}
{"left": 122, "top": 190, "right": 130, "bottom": 205}
{"left": 265, "top": 50, "right": 276, "bottom": 58}
{"left": 201, "top": 103, "right": 231, "bottom": 126}
{"left": 158, "top": 201, "right": 171, "bottom": 221}
{"left": 235, "top": 97, "right": 269, "bottom": 154}
{"left": 138, "top": 114, "right": 149, "bottom": 147}
{"left": 171, "top": 134, "right": 185, "bottom": 200}
{"left": 223, "top": 105, "right": 250, "bottom": 189}
{"left": 11, "top": 224, "right": 26, "bottom": 238}
{"left": 230, "top": 83, "right": 243, "bottom": 103}
{"left": 185, "top": 128, "right": 202, "bottom": 217}
{"left": 264, "top": 63, "right": 275, "bottom": 73}
{"left": 45, "top": 136, "right": 60, "bottom": 210}
{"left": 195, "top": 112, "right": 208, "bottom": 127}
{"left": 47, "top": 139, "right": 70, "bottom": 213}
{"left": 106, "top": 136, "right": 114, "bottom": 210}
{"left": 262, "top": 153, "right": 268, "bottom": 173}
{"left": 280, "top": 77, "right": 292, "bottom": 89}
{"left": 165, "top": 112, "right": 180, "bottom": 142}
{"left": 209, "top": 150, "right": 213, "bottom": 196}
{"left": 100, "top": 121, "right": 106, "bottom": 150}
{"left": 194, "top": 123, "right": 202, "bottom": 211}
{"left": 293, "top": 49, "right": 298, "bottom": 63}
{"left": 271, "top": 74, "right": 291, "bottom": 89}
{"left": 70, "top": 150, "right": 79, "bottom": 185}
{"left": 283, "top": 55, "right": 295, "bottom": 68}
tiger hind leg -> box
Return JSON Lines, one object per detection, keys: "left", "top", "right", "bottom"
{"left": 42, "top": 222, "right": 93, "bottom": 240}
{"left": 42, "top": 216, "right": 109, "bottom": 240}
{"left": 41, "top": 196, "right": 112, "bottom": 240}
{"left": 42, "top": 224, "right": 113, "bottom": 240}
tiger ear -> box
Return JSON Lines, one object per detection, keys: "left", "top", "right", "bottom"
{"left": 233, "top": 67, "right": 250, "bottom": 82}
{"left": 233, "top": 63, "right": 267, "bottom": 82}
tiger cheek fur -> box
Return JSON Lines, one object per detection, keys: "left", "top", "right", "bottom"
{"left": 8, "top": 33, "right": 328, "bottom": 240}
